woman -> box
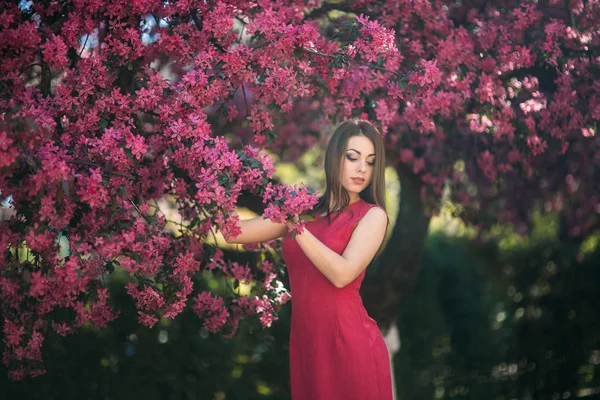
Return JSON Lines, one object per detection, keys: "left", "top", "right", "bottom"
{"left": 228, "top": 120, "right": 392, "bottom": 400}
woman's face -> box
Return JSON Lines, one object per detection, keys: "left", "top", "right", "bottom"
{"left": 340, "top": 135, "right": 376, "bottom": 201}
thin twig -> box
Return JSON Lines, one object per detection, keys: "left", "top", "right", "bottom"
{"left": 19, "top": 63, "right": 43, "bottom": 76}
{"left": 234, "top": 15, "right": 247, "bottom": 43}
{"left": 130, "top": 200, "right": 144, "bottom": 216}
{"left": 78, "top": 33, "right": 89, "bottom": 58}
{"left": 151, "top": 199, "right": 164, "bottom": 216}
{"left": 234, "top": 15, "right": 247, "bottom": 25}
{"left": 165, "top": 218, "right": 188, "bottom": 231}
{"left": 237, "top": 22, "right": 245, "bottom": 42}
{"left": 149, "top": 200, "right": 189, "bottom": 235}
{"left": 213, "top": 86, "right": 238, "bottom": 115}
{"left": 200, "top": 208, "right": 221, "bottom": 245}
{"left": 241, "top": 83, "right": 249, "bottom": 116}
{"left": 302, "top": 48, "right": 399, "bottom": 75}
{"left": 357, "top": 61, "right": 397, "bottom": 75}
{"left": 67, "top": 160, "right": 135, "bottom": 180}
{"left": 302, "top": 48, "right": 336, "bottom": 59}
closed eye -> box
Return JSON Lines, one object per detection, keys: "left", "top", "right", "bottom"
{"left": 346, "top": 155, "right": 375, "bottom": 166}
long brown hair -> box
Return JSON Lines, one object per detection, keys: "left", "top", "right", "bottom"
{"left": 311, "top": 120, "right": 387, "bottom": 221}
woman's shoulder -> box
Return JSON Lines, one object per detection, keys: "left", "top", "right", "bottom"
{"left": 358, "top": 201, "right": 389, "bottom": 224}
{"left": 364, "top": 202, "right": 386, "bottom": 214}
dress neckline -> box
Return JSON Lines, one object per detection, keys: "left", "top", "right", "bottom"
{"left": 314, "top": 198, "right": 364, "bottom": 219}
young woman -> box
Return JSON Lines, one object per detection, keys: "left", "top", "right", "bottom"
{"left": 228, "top": 120, "right": 392, "bottom": 400}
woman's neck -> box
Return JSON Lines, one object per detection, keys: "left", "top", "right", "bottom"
{"left": 328, "top": 196, "right": 360, "bottom": 210}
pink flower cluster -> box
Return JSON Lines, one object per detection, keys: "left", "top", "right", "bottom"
{"left": 262, "top": 183, "right": 319, "bottom": 234}
{"left": 192, "top": 259, "right": 291, "bottom": 335}
{"left": 355, "top": 14, "right": 398, "bottom": 63}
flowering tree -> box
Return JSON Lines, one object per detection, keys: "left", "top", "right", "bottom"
{"left": 229, "top": 0, "right": 600, "bottom": 330}
{"left": 364, "top": 0, "right": 599, "bottom": 329}
{"left": 0, "top": 0, "right": 406, "bottom": 379}
{"left": 1, "top": 0, "right": 599, "bottom": 381}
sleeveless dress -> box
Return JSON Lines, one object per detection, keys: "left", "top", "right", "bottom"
{"left": 281, "top": 199, "right": 393, "bottom": 400}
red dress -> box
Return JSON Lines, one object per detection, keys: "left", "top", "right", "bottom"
{"left": 281, "top": 199, "right": 393, "bottom": 400}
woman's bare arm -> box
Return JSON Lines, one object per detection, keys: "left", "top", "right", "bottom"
{"left": 290, "top": 206, "right": 388, "bottom": 288}
{"left": 225, "top": 212, "right": 289, "bottom": 244}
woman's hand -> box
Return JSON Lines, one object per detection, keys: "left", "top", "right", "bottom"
{"left": 286, "top": 214, "right": 300, "bottom": 232}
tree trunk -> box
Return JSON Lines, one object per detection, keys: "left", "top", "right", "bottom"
{"left": 360, "top": 163, "right": 431, "bottom": 331}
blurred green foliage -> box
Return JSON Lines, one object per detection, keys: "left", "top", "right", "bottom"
{"left": 396, "top": 231, "right": 600, "bottom": 400}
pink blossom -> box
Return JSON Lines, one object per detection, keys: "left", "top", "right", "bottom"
{"left": 41, "top": 34, "right": 69, "bottom": 69}
{"left": 51, "top": 322, "right": 71, "bottom": 337}
{"left": 3, "top": 320, "right": 24, "bottom": 347}
{"left": 526, "top": 135, "right": 548, "bottom": 156}
{"left": 582, "top": 127, "right": 595, "bottom": 137}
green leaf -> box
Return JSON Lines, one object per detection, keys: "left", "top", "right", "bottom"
{"left": 138, "top": 275, "right": 155, "bottom": 286}
{"left": 314, "top": 74, "right": 328, "bottom": 89}
{"left": 266, "top": 130, "right": 278, "bottom": 144}
{"left": 293, "top": 47, "right": 304, "bottom": 59}
{"left": 106, "top": 262, "right": 115, "bottom": 274}
{"left": 188, "top": 216, "right": 200, "bottom": 229}
{"left": 24, "top": 117, "right": 38, "bottom": 132}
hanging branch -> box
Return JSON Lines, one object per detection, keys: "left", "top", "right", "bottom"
{"left": 67, "top": 160, "right": 135, "bottom": 180}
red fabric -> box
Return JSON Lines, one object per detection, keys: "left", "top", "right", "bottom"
{"left": 282, "top": 199, "right": 393, "bottom": 400}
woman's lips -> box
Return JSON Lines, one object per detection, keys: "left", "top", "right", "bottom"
{"left": 351, "top": 178, "right": 365, "bottom": 185}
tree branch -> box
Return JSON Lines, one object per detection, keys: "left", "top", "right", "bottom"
{"left": 302, "top": 48, "right": 400, "bottom": 75}
{"left": 67, "top": 160, "right": 135, "bottom": 180}
{"left": 40, "top": 61, "right": 51, "bottom": 95}
{"left": 19, "top": 63, "right": 43, "bottom": 76}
